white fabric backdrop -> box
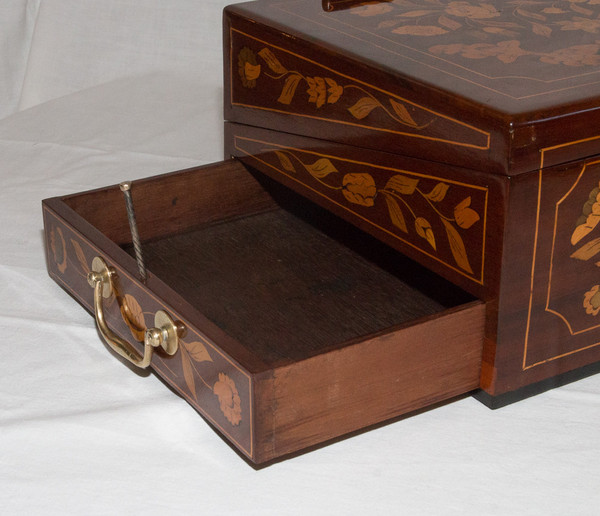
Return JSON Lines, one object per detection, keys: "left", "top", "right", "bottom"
{"left": 0, "top": 1, "right": 598, "bottom": 514}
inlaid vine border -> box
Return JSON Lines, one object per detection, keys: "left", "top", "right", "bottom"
{"left": 230, "top": 28, "right": 491, "bottom": 150}
{"left": 234, "top": 135, "right": 488, "bottom": 284}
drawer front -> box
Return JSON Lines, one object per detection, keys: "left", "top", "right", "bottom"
{"left": 226, "top": 122, "right": 506, "bottom": 300}
{"left": 42, "top": 203, "right": 255, "bottom": 460}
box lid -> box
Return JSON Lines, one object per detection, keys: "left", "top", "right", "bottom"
{"left": 224, "top": 0, "right": 600, "bottom": 175}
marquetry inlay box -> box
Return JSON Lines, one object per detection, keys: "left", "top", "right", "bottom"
{"left": 43, "top": 0, "right": 600, "bottom": 464}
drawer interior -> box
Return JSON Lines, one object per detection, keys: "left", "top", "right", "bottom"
{"left": 64, "top": 159, "right": 477, "bottom": 368}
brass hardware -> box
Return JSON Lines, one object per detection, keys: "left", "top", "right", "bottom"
{"left": 87, "top": 256, "right": 182, "bottom": 369}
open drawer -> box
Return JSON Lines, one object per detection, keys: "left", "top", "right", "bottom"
{"left": 42, "top": 159, "right": 485, "bottom": 464}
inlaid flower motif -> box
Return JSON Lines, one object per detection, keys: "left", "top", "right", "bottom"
{"left": 306, "top": 77, "right": 327, "bottom": 108}
{"left": 238, "top": 47, "right": 261, "bottom": 88}
{"left": 213, "top": 373, "right": 242, "bottom": 426}
{"left": 342, "top": 173, "right": 377, "bottom": 207}
{"left": 50, "top": 226, "right": 67, "bottom": 274}
{"left": 583, "top": 285, "right": 600, "bottom": 316}
{"left": 454, "top": 197, "right": 480, "bottom": 229}
{"left": 326, "top": 78, "right": 343, "bottom": 104}
{"left": 351, "top": 2, "right": 394, "bottom": 17}
{"left": 445, "top": 2, "right": 500, "bottom": 20}
{"left": 557, "top": 17, "right": 600, "bottom": 33}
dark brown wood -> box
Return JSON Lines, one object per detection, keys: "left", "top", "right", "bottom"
{"left": 224, "top": 0, "right": 600, "bottom": 175}
{"left": 43, "top": 159, "right": 484, "bottom": 463}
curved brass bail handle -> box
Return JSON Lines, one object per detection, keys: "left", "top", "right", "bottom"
{"left": 87, "top": 257, "right": 181, "bottom": 369}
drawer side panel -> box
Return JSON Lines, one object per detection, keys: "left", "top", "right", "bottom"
{"left": 255, "top": 302, "right": 485, "bottom": 462}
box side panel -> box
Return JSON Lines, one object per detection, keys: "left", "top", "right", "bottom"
{"left": 42, "top": 199, "right": 256, "bottom": 460}
{"left": 253, "top": 302, "right": 485, "bottom": 463}
{"left": 481, "top": 152, "right": 600, "bottom": 398}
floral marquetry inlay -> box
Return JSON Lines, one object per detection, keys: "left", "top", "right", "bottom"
{"left": 234, "top": 135, "right": 488, "bottom": 284}
{"left": 346, "top": 0, "right": 600, "bottom": 68}
{"left": 238, "top": 45, "right": 429, "bottom": 130}
{"left": 230, "top": 29, "right": 491, "bottom": 150}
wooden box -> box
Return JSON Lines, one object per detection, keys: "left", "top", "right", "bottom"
{"left": 43, "top": 0, "right": 600, "bottom": 464}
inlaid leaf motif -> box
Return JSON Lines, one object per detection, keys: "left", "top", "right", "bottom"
{"left": 442, "top": 219, "right": 473, "bottom": 274}
{"left": 278, "top": 74, "right": 302, "bottom": 105}
{"left": 383, "top": 194, "right": 408, "bottom": 233}
{"left": 305, "top": 158, "right": 338, "bottom": 178}
{"left": 275, "top": 151, "right": 295, "bottom": 173}
{"left": 438, "top": 15, "right": 462, "bottom": 31}
{"left": 571, "top": 238, "right": 600, "bottom": 261}
{"left": 258, "top": 48, "right": 287, "bottom": 75}
{"left": 51, "top": 226, "right": 67, "bottom": 274}
{"left": 183, "top": 341, "right": 213, "bottom": 363}
{"left": 399, "top": 10, "right": 435, "bottom": 17}
{"left": 389, "top": 99, "right": 418, "bottom": 127}
{"left": 348, "top": 97, "right": 380, "bottom": 120}
{"left": 392, "top": 25, "right": 448, "bottom": 36}
{"left": 532, "top": 22, "right": 552, "bottom": 37}
{"left": 517, "top": 8, "right": 546, "bottom": 21}
{"left": 425, "top": 182, "right": 449, "bottom": 203}
{"left": 385, "top": 174, "right": 419, "bottom": 195}
{"left": 570, "top": 3, "right": 594, "bottom": 16}
{"left": 572, "top": 214, "right": 600, "bottom": 245}
{"left": 120, "top": 294, "right": 145, "bottom": 342}
{"left": 415, "top": 217, "right": 436, "bottom": 250}
{"left": 71, "top": 239, "right": 90, "bottom": 274}
{"left": 181, "top": 349, "right": 197, "bottom": 401}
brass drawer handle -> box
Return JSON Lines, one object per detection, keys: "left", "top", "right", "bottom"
{"left": 87, "top": 256, "right": 182, "bottom": 369}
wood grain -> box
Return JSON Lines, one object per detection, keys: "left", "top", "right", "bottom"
{"left": 254, "top": 301, "right": 485, "bottom": 463}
